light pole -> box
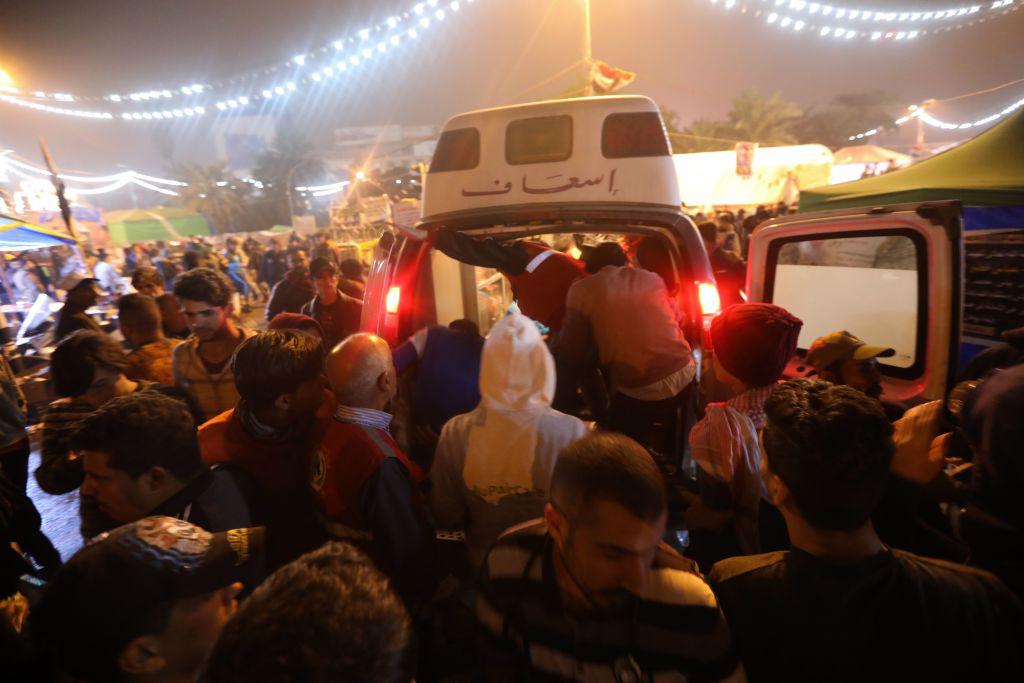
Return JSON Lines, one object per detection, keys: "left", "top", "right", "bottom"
{"left": 582, "top": 0, "right": 594, "bottom": 96}
{"left": 285, "top": 163, "right": 300, "bottom": 227}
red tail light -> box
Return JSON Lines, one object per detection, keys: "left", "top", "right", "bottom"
{"left": 385, "top": 285, "right": 401, "bottom": 314}
{"left": 698, "top": 282, "right": 721, "bottom": 316}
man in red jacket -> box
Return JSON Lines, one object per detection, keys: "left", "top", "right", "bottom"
{"left": 317, "top": 332, "right": 434, "bottom": 600}
{"left": 198, "top": 329, "right": 330, "bottom": 570}
{"left": 433, "top": 231, "right": 584, "bottom": 333}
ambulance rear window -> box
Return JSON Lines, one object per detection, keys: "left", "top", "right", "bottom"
{"left": 505, "top": 115, "right": 573, "bottom": 165}
{"left": 430, "top": 127, "right": 480, "bottom": 173}
{"left": 602, "top": 112, "right": 670, "bottom": 159}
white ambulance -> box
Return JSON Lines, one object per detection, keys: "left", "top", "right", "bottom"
{"left": 361, "top": 95, "right": 718, "bottom": 350}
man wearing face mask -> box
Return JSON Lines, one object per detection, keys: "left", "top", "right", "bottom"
{"left": 35, "top": 330, "right": 197, "bottom": 538}
{"left": 477, "top": 432, "right": 745, "bottom": 683}
{"left": 317, "top": 333, "right": 434, "bottom": 601}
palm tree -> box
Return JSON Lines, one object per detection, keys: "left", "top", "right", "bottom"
{"left": 176, "top": 163, "right": 248, "bottom": 233}
{"left": 675, "top": 118, "right": 738, "bottom": 153}
{"left": 253, "top": 128, "right": 326, "bottom": 226}
{"left": 727, "top": 88, "right": 804, "bottom": 145}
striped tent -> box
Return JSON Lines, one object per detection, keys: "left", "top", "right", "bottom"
{"left": 0, "top": 214, "right": 76, "bottom": 252}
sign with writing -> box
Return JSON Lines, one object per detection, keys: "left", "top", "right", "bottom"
{"left": 461, "top": 169, "right": 619, "bottom": 198}
{"left": 391, "top": 199, "right": 421, "bottom": 229}
{"left": 735, "top": 142, "right": 757, "bottom": 178}
{"left": 360, "top": 195, "right": 391, "bottom": 224}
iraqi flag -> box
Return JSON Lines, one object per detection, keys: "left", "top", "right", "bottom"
{"left": 589, "top": 60, "right": 636, "bottom": 95}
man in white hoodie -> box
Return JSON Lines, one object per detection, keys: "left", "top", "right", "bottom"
{"left": 429, "top": 313, "right": 588, "bottom": 568}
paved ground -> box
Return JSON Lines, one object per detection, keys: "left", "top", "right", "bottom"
{"left": 28, "top": 448, "right": 82, "bottom": 561}
{"left": 26, "top": 304, "right": 269, "bottom": 561}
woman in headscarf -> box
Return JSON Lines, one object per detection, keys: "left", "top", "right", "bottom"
{"left": 429, "top": 313, "right": 588, "bottom": 568}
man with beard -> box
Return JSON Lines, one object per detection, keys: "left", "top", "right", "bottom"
{"left": 172, "top": 268, "right": 255, "bottom": 423}
{"left": 807, "top": 331, "right": 905, "bottom": 420}
{"left": 476, "top": 433, "right": 744, "bottom": 683}
{"left": 199, "top": 330, "right": 330, "bottom": 570}
{"left": 74, "top": 393, "right": 261, "bottom": 550}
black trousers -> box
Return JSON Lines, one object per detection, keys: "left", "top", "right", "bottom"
{"left": 606, "top": 383, "right": 696, "bottom": 462}
{"left": 0, "top": 436, "right": 31, "bottom": 493}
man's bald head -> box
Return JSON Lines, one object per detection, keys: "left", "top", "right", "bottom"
{"left": 326, "top": 333, "right": 396, "bottom": 409}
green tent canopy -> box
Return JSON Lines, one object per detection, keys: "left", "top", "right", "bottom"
{"left": 105, "top": 207, "right": 211, "bottom": 244}
{"left": 801, "top": 107, "right": 1024, "bottom": 213}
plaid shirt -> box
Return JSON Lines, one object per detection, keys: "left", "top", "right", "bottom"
{"left": 689, "top": 384, "right": 776, "bottom": 554}
{"left": 126, "top": 338, "right": 181, "bottom": 386}
{"left": 172, "top": 329, "right": 255, "bottom": 424}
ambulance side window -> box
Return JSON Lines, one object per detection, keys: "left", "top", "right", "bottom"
{"left": 602, "top": 112, "right": 671, "bottom": 159}
{"left": 768, "top": 231, "right": 925, "bottom": 377}
{"left": 430, "top": 127, "right": 480, "bottom": 173}
{"left": 506, "top": 115, "right": 573, "bottom": 165}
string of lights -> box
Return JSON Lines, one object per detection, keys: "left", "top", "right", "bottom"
{"left": 0, "top": 0, "right": 477, "bottom": 121}
{"left": 0, "top": 149, "right": 367, "bottom": 199}
{"left": 706, "top": 0, "right": 1020, "bottom": 41}
{"left": 847, "top": 85, "right": 1024, "bottom": 141}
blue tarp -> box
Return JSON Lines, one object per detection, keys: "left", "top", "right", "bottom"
{"left": 963, "top": 205, "right": 1024, "bottom": 231}
{"left": 0, "top": 214, "right": 77, "bottom": 251}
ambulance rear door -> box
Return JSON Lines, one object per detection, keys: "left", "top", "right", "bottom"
{"left": 746, "top": 202, "right": 962, "bottom": 404}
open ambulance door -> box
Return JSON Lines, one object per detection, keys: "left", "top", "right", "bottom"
{"left": 746, "top": 202, "right": 962, "bottom": 404}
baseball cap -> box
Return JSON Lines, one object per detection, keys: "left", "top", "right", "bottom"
{"left": 29, "top": 517, "right": 264, "bottom": 680}
{"left": 57, "top": 272, "right": 100, "bottom": 292}
{"left": 308, "top": 257, "right": 337, "bottom": 278}
{"left": 806, "top": 330, "right": 895, "bottom": 372}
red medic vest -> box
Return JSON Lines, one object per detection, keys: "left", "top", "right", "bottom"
{"left": 507, "top": 243, "right": 585, "bottom": 332}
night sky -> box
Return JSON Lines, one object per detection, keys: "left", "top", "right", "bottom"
{"left": 1, "top": 0, "right": 1022, "bottom": 174}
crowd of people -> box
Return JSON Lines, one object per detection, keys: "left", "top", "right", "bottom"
{"left": 0, "top": 212, "right": 1022, "bottom": 683}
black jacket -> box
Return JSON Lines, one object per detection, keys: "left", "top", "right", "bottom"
{"left": 266, "top": 268, "right": 316, "bottom": 321}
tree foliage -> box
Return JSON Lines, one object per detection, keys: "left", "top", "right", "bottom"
{"left": 663, "top": 89, "right": 899, "bottom": 153}
{"left": 175, "top": 162, "right": 249, "bottom": 233}
{"left": 792, "top": 91, "right": 900, "bottom": 149}
{"left": 253, "top": 126, "right": 326, "bottom": 226}
{"left": 728, "top": 88, "right": 805, "bottom": 145}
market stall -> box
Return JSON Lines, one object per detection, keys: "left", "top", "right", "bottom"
{"left": 673, "top": 144, "right": 834, "bottom": 209}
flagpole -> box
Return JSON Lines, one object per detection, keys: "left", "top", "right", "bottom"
{"left": 582, "top": 0, "right": 593, "bottom": 96}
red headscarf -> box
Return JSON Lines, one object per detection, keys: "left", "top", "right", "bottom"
{"left": 711, "top": 303, "right": 803, "bottom": 388}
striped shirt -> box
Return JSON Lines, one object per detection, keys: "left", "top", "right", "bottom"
{"left": 477, "top": 519, "right": 745, "bottom": 682}
{"left": 333, "top": 405, "right": 393, "bottom": 433}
